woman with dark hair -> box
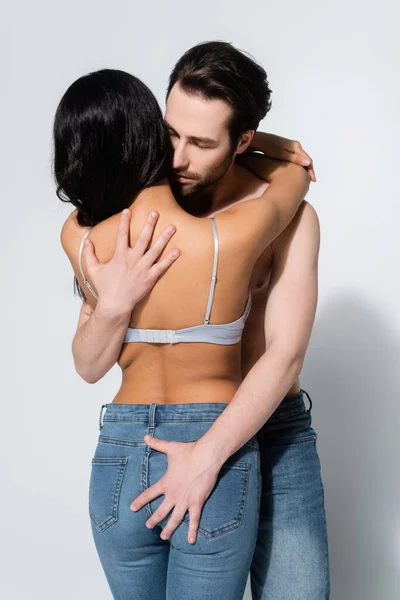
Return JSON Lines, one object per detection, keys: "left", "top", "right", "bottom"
{"left": 55, "top": 68, "right": 309, "bottom": 599}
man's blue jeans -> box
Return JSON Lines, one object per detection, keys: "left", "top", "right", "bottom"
{"left": 89, "top": 401, "right": 261, "bottom": 599}
{"left": 250, "top": 390, "right": 330, "bottom": 599}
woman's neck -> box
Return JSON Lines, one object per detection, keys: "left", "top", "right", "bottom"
{"left": 128, "top": 177, "right": 181, "bottom": 214}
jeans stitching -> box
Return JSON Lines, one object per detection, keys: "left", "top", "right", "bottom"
{"left": 262, "top": 433, "right": 317, "bottom": 448}
{"left": 183, "top": 462, "right": 251, "bottom": 539}
{"left": 301, "top": 388, "right": 313, "bottom": 414}
{"left": 185, "top": 437, "right": 258, "bottom": 450}
{"left": 103, "top": 417, "right": 228, "bottom": 423}
{"left": 266, "top": 406, "right": 306, "bottom": 423}
{"left": 98, "top": 436, "right": 147, "bottom": 447}
{"left": 141, "top": 446, "right": 152, "bottom": 519}
{"left": 89, "top": 459, "right": 128, "bottom": 532}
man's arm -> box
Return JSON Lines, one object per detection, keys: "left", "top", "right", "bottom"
{"left": 133, "top": 201, "right": 320, "bottom": 543}
{"left": 196, "top": 200, "right": 320, "bottom": 461}
{"left": 247, "top": 131, "right": 317, "bottom": 182}
{"left": 67, "top": 157, "right": 309, "bottom": 383}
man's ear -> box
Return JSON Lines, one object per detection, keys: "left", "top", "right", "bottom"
{"left": 235, "top": 130, "right": 255, "bottom": 155}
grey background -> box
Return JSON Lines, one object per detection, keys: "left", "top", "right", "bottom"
{"left": 1, "top": 1, "right": 399, "bottom": 598}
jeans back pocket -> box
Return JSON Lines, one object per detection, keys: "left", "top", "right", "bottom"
{"left": 183, "top": 460, "right": 251, "bottom": 539}
{"left": 89, "top": 457, "right": 128, "bottom": 532}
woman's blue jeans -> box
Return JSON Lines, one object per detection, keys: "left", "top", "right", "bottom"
{"left": 89, "top": 402, "right": 261, "bottom": 600}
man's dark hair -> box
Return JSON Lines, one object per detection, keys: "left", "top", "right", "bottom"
{"left": 167, "top": 41, "right": 272, "bottom": 149}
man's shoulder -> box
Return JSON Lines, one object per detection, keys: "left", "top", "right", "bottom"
{"left": 271, "top": 200, "right": 320, "bottom": 255}
{"left": 298, "top": 200, "right": 319, "bottom": 222}
{"left": 290, "top": 200, "right": 320, "bottom": 238}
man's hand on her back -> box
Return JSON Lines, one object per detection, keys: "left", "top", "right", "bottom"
{"left": 246, "top": 132, "right": 317, "bottom": 183}
{"left": 81, "top": 209, "right": 180, "bottom": 315}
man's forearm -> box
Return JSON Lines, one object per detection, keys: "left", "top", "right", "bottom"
{"left": 196, "top": 346, "right": 303, "bottom": 466}
{"left": 72, "top": 302, "right": 131, "bottom": 383}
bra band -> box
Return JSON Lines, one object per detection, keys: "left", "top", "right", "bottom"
{"left": 77, "top": 216, "right": 251, "bottom": 345}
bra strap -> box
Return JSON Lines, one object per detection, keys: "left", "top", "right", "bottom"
{"left": 243, "top": 291, "right": 252, "bottom": 319}
{"left": 78, "top": 227, "right": 99, "bottom": 301}
{"left": 204, "top": 217, "right": 219, "bottom": 324}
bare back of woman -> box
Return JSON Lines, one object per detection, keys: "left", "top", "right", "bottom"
{"left": 62, "top": 166, "right": 306, "bottom": 405}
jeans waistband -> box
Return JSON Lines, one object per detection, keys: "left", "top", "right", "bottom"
{"left": 99, "top": 401, "right": 229, "bottom": 428}
{"left": 98, "top": 401, "right": 261, "bottom": 449}
{"left": 267, "top": 389, "right": 312, "bottom": 422}
{"left": 98, "top": 391, "right": 311, "bottom": 437}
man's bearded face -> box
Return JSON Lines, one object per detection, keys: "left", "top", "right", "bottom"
{"left": 165, "top": 83, "right": 236, "bottom": 215}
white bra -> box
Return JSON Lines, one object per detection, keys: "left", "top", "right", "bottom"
{"left": 78, "top": 216, "right": 252, "bottom": 345}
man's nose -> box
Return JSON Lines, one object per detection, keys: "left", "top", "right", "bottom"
{"left": 172, "top": 143, "right": 189, "bottom": 171}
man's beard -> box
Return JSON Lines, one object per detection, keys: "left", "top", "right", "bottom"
{"left": 169, "top": 151, "right": 234, "bottom": 217}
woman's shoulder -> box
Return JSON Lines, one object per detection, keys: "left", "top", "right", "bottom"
{"left": 60, "top": 209, "right": 87, "bottom": 260}
{"left": 131, "top": 178, "right": 175, "bottom": 206}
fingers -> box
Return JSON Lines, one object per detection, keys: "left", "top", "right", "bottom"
{"left": 145, "top": 500, "right": 201, "bottom": 544}
{"left": 187, "top": 505, "right": 202, "bottom": 544}
{"left": 285, "top": 142, "right": 312, "bottom": 165}
{"left": 150, "top": 249, "right": 180, "bottom": 279}
{"left": 307, "top": 165, "right": 317, "bottom": 183}
{"left": 114, "top": 208, "right": 132, "bottom": 257}
{"left": 130, "top": 480, "right": 164, "bottom": 512}
{"left": 123, "top": 210, "right": 179, "bottom": 270}
{"left": 140, "top": 224, "right": 178, "bottom": 269}
{"left": 286, "top": 141, "right": 317, "bottom": 183}
{"left": 160, "top": 505, "right": 188, "bottom": 541}
{"left": 143, "top": 434, "right": 170, "bottom": 455}
{"left": 82, "top": 238, "right": 99, "bottom": 272}
{"left": 131, "top": 211, "right": 160, "bottom": 259}
{"left": 145, "top": 498, "right": 174, "bottom": 529}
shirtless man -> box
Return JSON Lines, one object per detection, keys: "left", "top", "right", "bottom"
{"left": 78, "top": 42, "right": 330, "bottom": 599}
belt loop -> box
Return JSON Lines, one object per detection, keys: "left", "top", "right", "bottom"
{"left": 148, "top": 403, "right": 157, "bottom": 436}
{"left": 301, "top": 389, "right": 313, "bottom": 414}
{"left": 99, "top": 404, "right": 107, "bottom": 431}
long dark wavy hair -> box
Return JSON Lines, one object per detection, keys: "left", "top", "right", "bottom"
{"left": 53, "top": 69, "right": 172, "bottom": 297}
